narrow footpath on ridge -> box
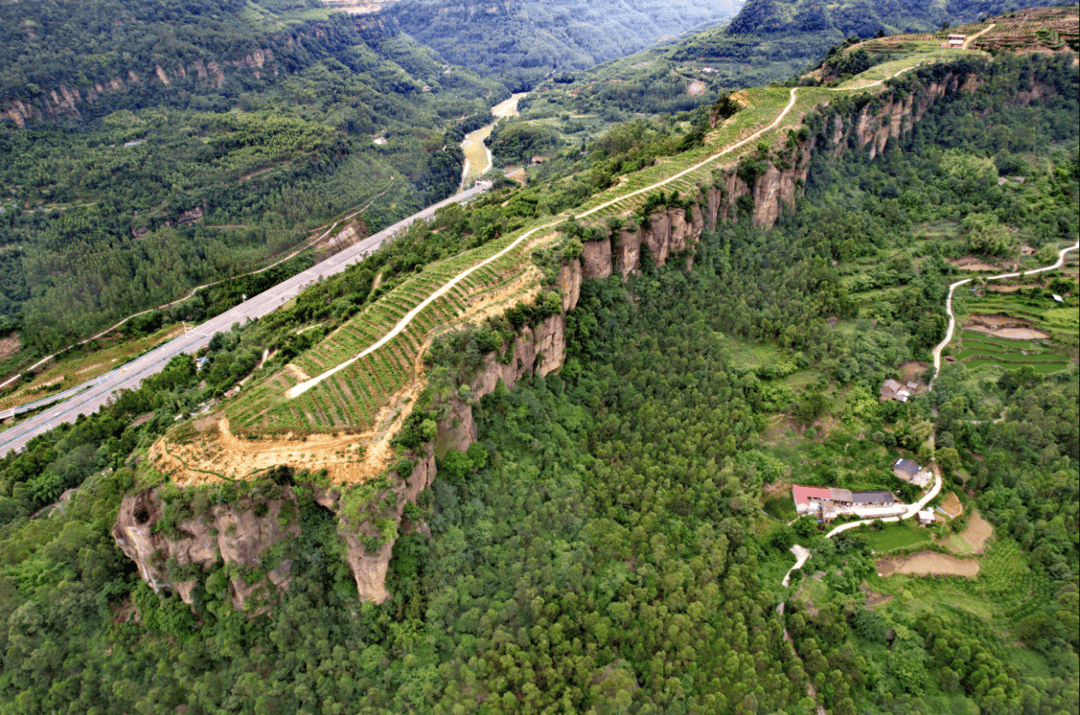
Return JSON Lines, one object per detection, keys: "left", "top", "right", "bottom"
{"left": 291, "top": 67, "right": 923, "bottom": 399}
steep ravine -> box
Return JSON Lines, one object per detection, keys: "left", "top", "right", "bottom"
{"left": 114, "top": 66, "right": 1039, "bottom": 608}
{"left": 1, "top": 17, "right": 395, "bottom": 127}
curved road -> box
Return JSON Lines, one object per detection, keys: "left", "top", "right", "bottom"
{"left": 930, "top": 240, "right": 1079, "bottom": 388}
{"left": 0, "top": 183, "right": 491, "bottom": 457}
{"left": 820, "top": 240, "right": 1079, "bottom": 539}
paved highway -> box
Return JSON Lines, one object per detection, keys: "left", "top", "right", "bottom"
{"left": 0, "top": 182, "right": 491, "bottom": 457}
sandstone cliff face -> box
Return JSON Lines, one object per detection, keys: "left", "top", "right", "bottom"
{"left": 333, "top": 451, "right": 437, "bottom": 604}
{"left": 2, "top": 18, "right": 397, "bottom": 127}
{"left": 112, "top": 488, "right": 299, "bottom": 611}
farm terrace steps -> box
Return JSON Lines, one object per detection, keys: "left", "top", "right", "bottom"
{"left": 157, "top": 47, "right": 1019, "bottom": 487}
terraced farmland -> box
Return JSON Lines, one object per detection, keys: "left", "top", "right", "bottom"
{"left": 222, "top": 223, "right": 555, "bottom": 436}
{"left": 953, "top": 330, "right": 1072, "bottom": 374}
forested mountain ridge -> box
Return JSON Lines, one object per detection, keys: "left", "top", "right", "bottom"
{"left": 387, "top": 0, "right": 745, "bottom": 89}
{"left": 0, "top": 9, "right": 1077, "bottom": 715}
{"left": 0, "top": 0, "right": 505, "bottom": 358}
{"left": 0, "top": 0, "right": 428, "bottom": 127}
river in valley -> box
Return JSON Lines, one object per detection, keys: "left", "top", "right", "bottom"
{"left": 460, "top": 92, "right": 528, "bottom": 188}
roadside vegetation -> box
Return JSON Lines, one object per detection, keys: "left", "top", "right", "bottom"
{"left": 0, "top": 18, "right": 1075, "bottom": 715}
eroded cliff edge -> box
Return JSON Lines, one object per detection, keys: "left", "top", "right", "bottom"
{"left": 114, "top": 63, "right": 1044, "bottom": 609}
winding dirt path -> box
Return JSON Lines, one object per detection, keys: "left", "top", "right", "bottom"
{"left": 930, "top": 240, "right": 1079, "bottom": 389}
{"left": 293, "top": 73, "right": 928, "bottom": 400}
{"left": 962, "top": 24, "right": 996, "bottom": 49}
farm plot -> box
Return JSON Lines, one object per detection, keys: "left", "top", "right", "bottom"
{"left": 859, "top": 520, "right": 933, "bottom": 553}
{"left": 222, "top": 220, "right": 560, "bottom": 437}
{"left": 951, "top": 330, "right": 1072, "bottom": 375}
{"left": 948, "top": 281, "right": 1077, "bottom": 376}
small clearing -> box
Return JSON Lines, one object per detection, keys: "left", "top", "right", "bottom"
{"left": 940, "top": 491, "right": 963, "bottom": 519}
{"left": 0, "top": 333, "right": 19, "bottom": 360}
{"left": 948, "top": 256, "right": 1004, "bottom": 272}
{"left": 686, "top": 79, "right": 708, "bottom": 96}
{"left": 880, "top": 552, "right": 980, "bottom": 578}
{"left": 961, "top": 512, "right": 993, "bottom": 553}
{"left": 966, "top": 325, "right": 1050, "bottom": 340}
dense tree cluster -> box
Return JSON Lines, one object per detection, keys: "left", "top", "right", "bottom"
{"left": 0, "top": 0, "right": 503, "bottom": 355}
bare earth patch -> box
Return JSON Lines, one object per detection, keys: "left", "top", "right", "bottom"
{"left": 947, "top": 255, "right": 1004, "bottom": 272}
{"left": 285, "top": 364, "right": 311, "bottom": 382}
{"left": 966, "top": 325, "right": 1050, "bottom": 340}
{"left": 961, "top": 512, "right": 993, "bottom": 553}
{"left": 0, "top": 333, "right": 19, "bottom": 360}
{"left": 940, "top": 491, "right": 964, "bottom": 519}
{"left": 883, "top": 552, "right": 980, "bottom": 578}
{"left": 686, "top": 80, "right": 707, "bottom": 96}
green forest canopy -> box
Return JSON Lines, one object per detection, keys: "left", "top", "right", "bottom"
{"left": 0, "top": 51, "right": 1075, "bottom": 714}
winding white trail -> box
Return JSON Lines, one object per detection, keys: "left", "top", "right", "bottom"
{"left": 821, "top": 240, "right": 1078, "bottom": 539}
{"left": 289, "top": 64, "right": 927, "bottom": 400}
{"left": 782, "top": 544, "right": 811, "bottom": 587}
{"left": 930, "top": 240, "right": 1079, "bottom": 389}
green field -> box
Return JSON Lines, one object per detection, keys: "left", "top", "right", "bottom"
{"left": 947, "top": 279, "right": 1078, "bottom": 377}
{"left": 859, "top": 520, "right": 933, "bottom": 552}
{"left": 951, "top": 328, "right": 1072, "bottom": 375}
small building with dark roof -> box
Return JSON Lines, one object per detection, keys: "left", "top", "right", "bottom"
{"left": 893, "top": 458, "right": 919, "bottom": 479}
{"left": 829, "top": 488, "right": 853, "bottom": 505}
{"left": 893, "top": 458, "right": 932, "bottom": 488}
{"left": 851, "top": 491, "right": 897, "bottom": 507}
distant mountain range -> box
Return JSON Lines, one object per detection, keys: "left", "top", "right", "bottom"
{"left": 388, "top": 0, "right": 745, "bottom": 89}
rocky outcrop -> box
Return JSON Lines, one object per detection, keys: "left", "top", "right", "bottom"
{"left": 557, "top": 260, "right": 583, "bottom": 313}
{"left": 581, "top": 238, "right": 612, "bottom": 279}
{"left": 2, "top": 17, "right": 399, "bottom": 127}
{"left": 112, "top": 487, "right": 299, "bottom": 612}
{"left": 334, "top": 451, "right": 437, "bottom": 603}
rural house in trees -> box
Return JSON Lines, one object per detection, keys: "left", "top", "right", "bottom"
{"left": 893, "top": 458, "right": 932, "bottom": 488}
{"left": 879, "top": 379, "right": 910, "bottom": 402}
{"left": 792, "top": 486, "right": 904, "bottom": 521}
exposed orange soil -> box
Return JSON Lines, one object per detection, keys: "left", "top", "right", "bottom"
{"left": 940, "top": 491, "right": 964, "bottom": 519}
{"left": 156, "top": 361, "right": 428, "bottom": 488}
{"left": 155, "top": 226, "right": 558, "bottom": 487}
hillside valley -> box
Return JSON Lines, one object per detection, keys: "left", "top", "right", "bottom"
{"left": 388, "top": 0, "right": 746, "bottom": 89}
{"left": 0, "top": 4, "right": 1078, "bottom": 715}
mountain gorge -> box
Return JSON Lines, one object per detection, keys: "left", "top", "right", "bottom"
{"left": 0, "top": 3, "right": 1077, "bottom": 714}
{"left": 388, "top": 0, "right": 745, "bottom": 88}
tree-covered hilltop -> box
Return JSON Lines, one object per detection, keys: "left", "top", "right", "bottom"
{"left": 672, "top": 0, "right": 1060, "bottom": 86}
{"left": 387, "top": 0, "right": 745, "bottom": 91}
{"left": 0, "top": 0, "right": 505, "bottom": 355}
{"left": 0, "top": 46, "right": 1076, "bottom": 713}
